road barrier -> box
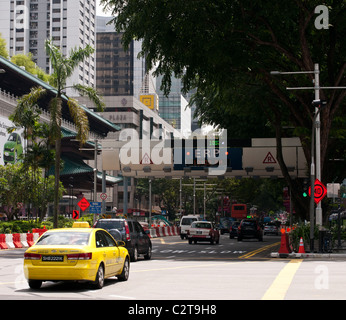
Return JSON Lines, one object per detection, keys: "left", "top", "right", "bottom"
{"left": 0, "top": 229, "right": 46, "bottom": 250}
{"left": 278, "top": 227, "right": 292, "bottom": 257}
{"left": 0, "top": 226, "right": 179, "bottom": 249}
{"left": 12, "top": 233, "right": 22, "bottom": 248}
{"left": 0, "top": 234, "right": 8, "bottom": 249}
{"left": 149, "top": 226, "right": 180, "bottom": 238}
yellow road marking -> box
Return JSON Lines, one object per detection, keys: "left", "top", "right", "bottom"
{"left": 238, "top": 242, "right": 280, "bottom": 259}
{"left": 261, "top": 259, "right": 303, "bottom": 300}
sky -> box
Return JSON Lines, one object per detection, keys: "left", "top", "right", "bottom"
{"left": 96, "top": 0, "right": 112, "bottom": 17}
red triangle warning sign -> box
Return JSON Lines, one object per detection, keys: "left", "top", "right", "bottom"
{"left": 263, "top": 152, "right": 277, "bottom": 164}
{"left": 140, "top": 153, "right": 153, "bottom": 164}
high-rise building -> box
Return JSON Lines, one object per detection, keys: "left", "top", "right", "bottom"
{"left": 156, "top": 75, "right": 192, "bottom": 137}
{"left": 96, "top": 16, "right": 146, "bottom": 98}
{"left": 0, "top": 0, "right": 96, "bottom": 95}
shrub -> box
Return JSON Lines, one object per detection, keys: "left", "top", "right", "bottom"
{"left": 290, "top": 223, "right": 319, "bottom": 252}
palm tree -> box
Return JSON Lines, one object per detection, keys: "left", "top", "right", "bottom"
{"left": 46, "top": 39, "right": 105, "bottom": 228}
{"left": 13, "top": 40, "right": 105, "bottom": 227}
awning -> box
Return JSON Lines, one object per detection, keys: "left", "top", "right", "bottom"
{"left": 49, "top": 156, "right": 122, "bottom": 192}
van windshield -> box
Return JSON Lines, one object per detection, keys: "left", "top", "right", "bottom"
{"left": 181, "top": 218, "right": 198, "bottom": 225}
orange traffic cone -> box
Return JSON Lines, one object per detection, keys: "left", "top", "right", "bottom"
{"left": 298, "top": 237, "right": 306, "bottom": 253}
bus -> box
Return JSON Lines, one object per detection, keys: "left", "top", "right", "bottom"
{"left": 231, "top": 204, "right": 247, "bottom": 219}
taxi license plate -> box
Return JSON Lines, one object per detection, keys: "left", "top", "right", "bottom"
{"left": 196, "top": 231, "right": 202, "bottom": 235}
{"left": 42, "top": 255, "right": 64, "bottom": 262}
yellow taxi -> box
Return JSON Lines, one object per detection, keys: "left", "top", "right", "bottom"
{"left": 23, "top": 222, "right": 130, "bottom": 289}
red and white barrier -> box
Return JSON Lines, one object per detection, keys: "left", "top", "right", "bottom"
{"left": 148, "top": 226, "right": 180, "bottom": 238}
{"left": 0, "top": 234, "right": 8, "bottom": 249}
{"left": 0, "top": 226, "right": 181, "bottom": 249}
{"left": 0, "top": 231, "right": 45, "bottom": 250}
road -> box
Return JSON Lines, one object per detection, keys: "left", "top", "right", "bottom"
{"left": 1, "top": 233, "right": 346, "bottom": 304}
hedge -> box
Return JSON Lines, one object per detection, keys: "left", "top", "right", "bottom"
{"left": 0, "top": 214, "right": 95, "bottom": 234}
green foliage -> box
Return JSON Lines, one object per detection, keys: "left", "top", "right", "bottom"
{"left": 0, "top": 33, "right": 9, "bottom": 59}
{"left": 0, "top": 214, "right": 94, "bottom": 233}
{"left": 0, "top": 164, "right": 65, "bottom": 221}
{"left": 11, "top": 53, "right": 50, "bottom": 82}
{"left": 134, "top": 177, "right": 286, "bottom": 221}
{"left": 290, "top": 223, "right": 320, "bottom": 252}
{"left": 0, "top": 220, "right": 45, "bottom": 234}
{"left": 101, "top": 0, "right": 346, "bottom": 221}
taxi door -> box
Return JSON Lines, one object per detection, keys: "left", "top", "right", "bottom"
{"left": 95, "top": 231, "right": 118, "bottom": 276}
{"left": 102, "top": 231, "right": 123, "bottom": 273}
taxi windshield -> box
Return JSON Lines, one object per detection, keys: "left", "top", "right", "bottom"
{"left": 36, "top": 232, "right": 90, "bottom": 246}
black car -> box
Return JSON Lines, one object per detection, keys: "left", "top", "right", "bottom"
{"left": 229, "top": 221, "right": 240, "bottom": 239}
{"left": 94, "top": 218, "right": 152, "bottom": 262}
{"left": 237, "top": 219, "right": 263, "bottom": 241}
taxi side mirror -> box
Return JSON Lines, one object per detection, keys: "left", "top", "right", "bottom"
{"left": 117, "top": 240, "right": 126, "bottom": 247}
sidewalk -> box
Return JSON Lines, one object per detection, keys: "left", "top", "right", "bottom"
{"left": 271, "top": 244, "right": 346, "bottom": 259}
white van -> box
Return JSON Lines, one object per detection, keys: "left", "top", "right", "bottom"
{"left": 179, "top": 215, "right": 201, "bottom": 239}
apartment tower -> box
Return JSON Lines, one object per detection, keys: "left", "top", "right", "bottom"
{"left": 0, "top": 0, "right": 96, "bottom": 95}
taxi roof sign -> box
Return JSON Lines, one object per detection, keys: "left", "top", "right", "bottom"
{"left": 72, "top": 221, "right": 90, "bottom": 228}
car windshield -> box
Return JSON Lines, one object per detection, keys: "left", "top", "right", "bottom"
{"left": 36, "top": 232, "right": 90, "bottom": 246}
{"left": 95, "top": 220, "right": 124, "bottom": 230}
{"left": 8, "top": 134, "right": 16, "bottom": 142}
{"left": 181, "top": 218, "right": 198, "bottom": 225}
{"left": 191, "top": 222, "right": 211, "bottom": 229}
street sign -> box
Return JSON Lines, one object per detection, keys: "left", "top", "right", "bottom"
{"left": 100, "top": 193, "right": 107, "bottom": 201}
{"left": 263, "top": 152, "right": 277, "bottom": 164}
{"left": 308, "top": 179, "right": 327, "bottom": 204}
{"left": 327, "top": 183, "right": 340, "bottom": 198}
{"left": 77, "top": 197, "right": 90, "bottom": 211}
{"left": 72, "top": 210, "right": 79, "bottom": 220}
{"left": 89, "top": 202, "right": 102, "bottom": 214}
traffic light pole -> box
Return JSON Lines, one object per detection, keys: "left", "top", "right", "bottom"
{"left": 272, "top": 63, "right": 346, "bottom": 248}
{"left": 313, "top": 64, "right": 323, "bottom": 228}
{"left": 310, "top": 107, "right": 322, "bottom": 252}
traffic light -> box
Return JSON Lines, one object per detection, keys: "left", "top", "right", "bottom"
{"left": 302, "top": 179, "right": 309, "bottom": 198}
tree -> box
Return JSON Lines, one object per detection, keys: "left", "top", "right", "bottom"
{"left": 101, "top": 0, "right": 346, "bottom": 220}
{"left": 0, "top": 33, "right": 9, "bottom": 58}
{"left": 0, "top": 164, "right": 64, "bottom": 221}
{"left": 11, "top": 53, "right": 50, "bottom": 82}
{"left": 14, "top": 40, "right": 105, "bottom": 227}
{"left": 46, "top": 40, "right": 105, "bottom": 228}
{"left": 9, "top": 93, "right": 56, "bottom": 220}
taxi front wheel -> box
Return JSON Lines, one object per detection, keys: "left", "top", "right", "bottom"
{"left": 92, "top": 264, "right": 105, "bottom": 289}
{"left": 118, "top": 257, "right": 130, "bottom": 281}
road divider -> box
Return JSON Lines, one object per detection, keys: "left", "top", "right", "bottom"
{"left": 0, "top": 231, "right": 43, "bottom": 250}
{"left": 0, "top": 225, "right": 179, "bottom": 250}
{"left": 149, "top": 226, "right": 180, "bottom": 238}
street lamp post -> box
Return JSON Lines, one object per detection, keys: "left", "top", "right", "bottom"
{"left": 271, "top": 66, "right": 320, "bottom": 249}
{"left": 271, "top": 63, "right": 346, "bottom": 251}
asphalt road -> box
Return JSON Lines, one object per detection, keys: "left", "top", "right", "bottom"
{"left": 1, "top": 234, "right": 346, "bottom": 304}
{"left": 151, "top": 233, "right": 281, "bottom": 260}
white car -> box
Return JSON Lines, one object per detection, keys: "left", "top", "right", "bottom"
{"left": 187, "top": 221, "right": 220, "bottom": 245}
